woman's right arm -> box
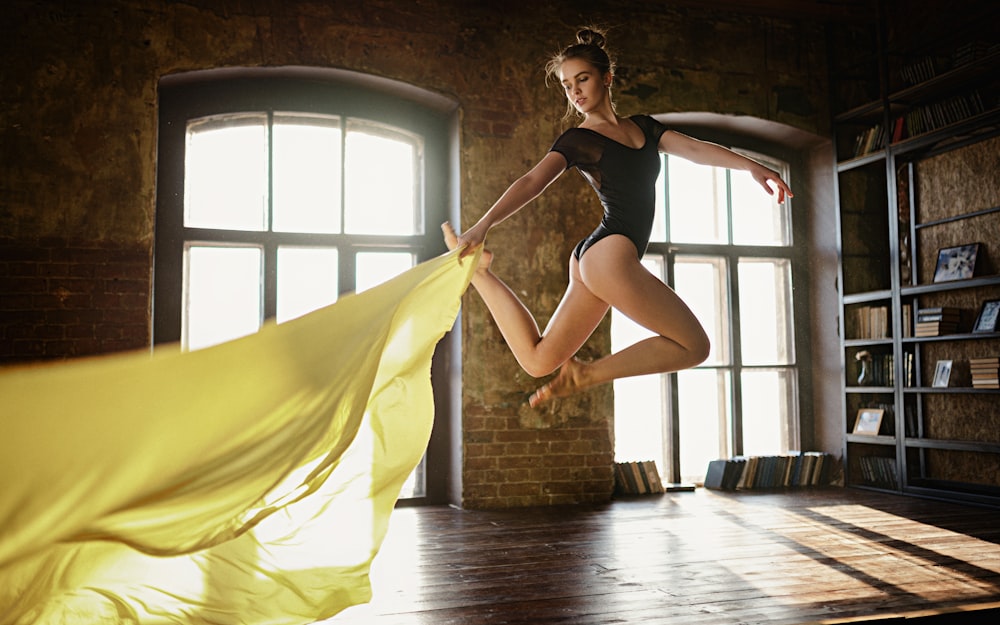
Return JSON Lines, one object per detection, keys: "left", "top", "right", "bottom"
{"left": 456, "top": 151, "right": 568, "bottom": 255}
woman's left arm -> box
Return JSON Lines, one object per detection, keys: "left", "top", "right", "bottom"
{"left": 659, "top": 130, "right": 793, "bottom": 203}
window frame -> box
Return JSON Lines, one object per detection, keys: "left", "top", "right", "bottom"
{"left": 623, "top": 124, "right": 810, "bottom": 483}
{"left": 154, "top": 68, "right": 459, "bottom": 505}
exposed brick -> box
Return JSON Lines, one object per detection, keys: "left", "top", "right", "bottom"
{"left": 495, "top": 429, "right": 540, "bottom": 443}
{"left": 464, "top": 455, "right": 497, "bottom": 471}
{"left": 501, "top": 455, "right": 544, "bottom": 469}
{"left": 0, "top": 238, "right": 150, "bottom": 364}
{"left": 497, "top": 482, "right": 540, "bottom": 497}
{"left": 536, "top": 429, "right": 581, "bottom": 442}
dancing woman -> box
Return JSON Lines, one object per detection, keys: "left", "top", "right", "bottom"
{"left": 444, "top": 26, "right": 793, "bottom": 408}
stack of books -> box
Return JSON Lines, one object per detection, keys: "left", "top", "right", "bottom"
{"left": 915, "top": 307, "right": 960, "bottom": 337}
{"left": 970, "top": 356, "right": 999, "bottom": 389}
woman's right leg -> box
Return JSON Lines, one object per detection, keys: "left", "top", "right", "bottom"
{"left": 443, "top": 223, "right": 607, "bottom": 378}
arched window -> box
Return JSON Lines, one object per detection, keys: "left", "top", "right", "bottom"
{"left": 154, "top": 68, "right": 458, "bottom": 502}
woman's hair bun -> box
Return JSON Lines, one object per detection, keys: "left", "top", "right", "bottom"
{"left": 576, "top": 27, "right": 607, "bottom": 49}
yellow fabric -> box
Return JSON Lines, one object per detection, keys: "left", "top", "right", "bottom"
{"left": 0, "top": 249, "right": 475, "bottom": 625}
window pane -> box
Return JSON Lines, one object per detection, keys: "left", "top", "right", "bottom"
{"left": 344, "top": 126, "right": 420, "bottom": 235}
{"left": 673, "top": 255, "right": 730, "bottom": 366}
{"left": 741, "top": 368, "right": 798, "bottom": 455}
{"left": 277, "top": 247, "right": 339, "bottom": 323}
{"left": 183, "top": 245, "right": 262, "bottom": 351}
{"left": 185, "top": 114, "right": 268, "bottom": 231}
{"left": 667, "top": 155, "right": 728, "bottom": 244}
{"left": 272, "top": 114, "right": 342, "bottom": 234}
{"left": 356, "top": 252, "right": 415, "bottom": 292}
{"left": 677, "top": 368, "right": 731, "bottom": 483}
{"left": 738, "top": 258, "right": 794, "bottom": 365}
{"left": 613, "top": 256, "right": 666, "bottom": 466}
{"left": 731, "top": 168, "right": 791, "bottom": 246}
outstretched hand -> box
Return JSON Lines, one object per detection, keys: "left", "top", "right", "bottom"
{"left": 751, "top": 166, "right": 794, "bottom": 204}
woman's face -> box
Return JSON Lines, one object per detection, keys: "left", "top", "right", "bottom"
{"left": 559, "top": 57, "right": 609, "bottom": 115}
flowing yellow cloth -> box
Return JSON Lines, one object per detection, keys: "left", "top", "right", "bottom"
{"left": 0, "top": 249, "right": 475, "bottom": 625}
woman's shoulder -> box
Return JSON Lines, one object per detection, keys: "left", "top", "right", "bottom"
{"left": 628, "top": 115, "right": 669, "bottom": 142}
{"left": 628, "top": 114, "right": 667, "bottom": 130}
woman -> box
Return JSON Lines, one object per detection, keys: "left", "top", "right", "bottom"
{"left": 444, "top": 26, "right": 793, "bottom": 408}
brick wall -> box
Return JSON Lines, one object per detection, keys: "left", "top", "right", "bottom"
{"left": 1, "top": 0, "right": 834, "bottom": 508}
{"left": 464, "top": 411, "right": 615, "bottom": 507}
{"left": 0, "top": 237, "right": 150, "bottom": 364}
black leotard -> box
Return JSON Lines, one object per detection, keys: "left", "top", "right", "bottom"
{"left": 549, "top": 114, "right": 669, "bottom": 260}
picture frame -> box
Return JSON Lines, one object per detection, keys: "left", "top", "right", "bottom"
{"left": 853, "top": 408, "right": 884, "bottom": 436}
{"left": 973, "top": 299, "right": 1000, "bottom": 333}
{"left": 932, "top": 359, "right": 953, "bottom": 388}
{"left": 932, "top": 243, "right": 979, "bottom": 282}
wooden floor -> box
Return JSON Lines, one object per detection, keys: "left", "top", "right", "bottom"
{"left": 324, "top": 488, "right": 1000, "bottom": 625}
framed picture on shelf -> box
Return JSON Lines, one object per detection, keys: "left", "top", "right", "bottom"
{"left": 973, "top": 299, "right": 1000, "bottom": 333}
{"left": 853, "top": 408, "right": 884, "bottom": 436}
{"left": 932, "top": 243, "right": 979, "bottom": 282}
{"left": 932, "top": 359, "right": 953, "bottom": 388}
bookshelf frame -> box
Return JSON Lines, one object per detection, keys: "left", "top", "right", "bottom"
{"left": 829, "top": 2, "right": 1000, "bottom": 508}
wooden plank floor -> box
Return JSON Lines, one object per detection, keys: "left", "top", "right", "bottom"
{"left": 324, "top": 488, "right": 1000, "bottom": 624}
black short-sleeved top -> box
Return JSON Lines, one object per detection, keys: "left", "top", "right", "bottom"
{"left": 549, "top": 114, "right": 669, "bottom": 259}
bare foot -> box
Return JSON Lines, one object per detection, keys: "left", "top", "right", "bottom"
{"left": 529, "top": 358, "right": 589, "bottom": 408}
{"left": 441, "top": 222, "right": 492, "bottom": 273}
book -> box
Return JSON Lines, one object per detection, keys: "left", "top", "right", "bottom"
{"left": 704, "top": 459, "right": 728, "bottom": 490}
{"left": 970, "top": 357, "right": 999, "bottom": 366}
{"left": 631, "top": 462, "right": 647, "bottom": 494}
{"left": 643, "top": 461, "right": 665, "bottom": 494}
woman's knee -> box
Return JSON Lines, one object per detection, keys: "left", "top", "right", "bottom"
{"left": 684, "top": 328, "right": 711, "bottom": 367}
{"left": 520, "top": 354, "right": 562, "bottom": 379}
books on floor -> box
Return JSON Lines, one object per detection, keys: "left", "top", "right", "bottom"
{"left": 971, "top": 356, "right": 999, "bottom": 389}
{"left": 614, "top": 460, "right": 665, "bottom": 495}
{"left": 703, "top": 452, "right": 833, "bottom": 491}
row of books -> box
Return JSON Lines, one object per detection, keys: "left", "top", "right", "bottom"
{"left": 856, "top": 352, "right": 895, "bottom": 387}
{"left": 854, "top": 455, "right": 897, "bottom": 490}
{"left": 613, "top": 461, "right": 665, "bottom": 495}
{"left": 903, "top": 90, "right": 986, "bottom": 137}
{"left": 898, "top": 41, "right": 996, "bottom": 86}
{"left": 848, "top": 304, "right": 968, "bottom": 340}
{"left": 850, "top": 90, "right": 986, "bottom": 157}
{"left": 915, "top": 307, "right": 960, "bottom": 337}
{"left": 850, "top": 305, "right": 890, "bottom": 339}
{"left": 898, "top": 55, "right": 947, "bottom": 86}
{"left": 971, "top": 356, "right": 999, "bottom": 389}
{"left": 704, "top": 452, "right": 833, "bottom": 491}
{"left": 848, "top": 304, "right": 919, "bottom": 340}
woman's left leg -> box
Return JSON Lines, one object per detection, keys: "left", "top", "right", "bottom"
{"left": 530, "top": 235, "right": 709, "bottom": 406}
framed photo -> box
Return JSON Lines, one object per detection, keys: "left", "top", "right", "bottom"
{"left": 932, "top": 359, "right": 953, "bottom": 388}
{"left": 973, "top": 299, "right": 1000, "bottom": 333}
{"left": 933, "top": 243, "right": 979, "bottom": 282}
{"left": 853, "top": 408, "right": 884, "bottom": 436}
